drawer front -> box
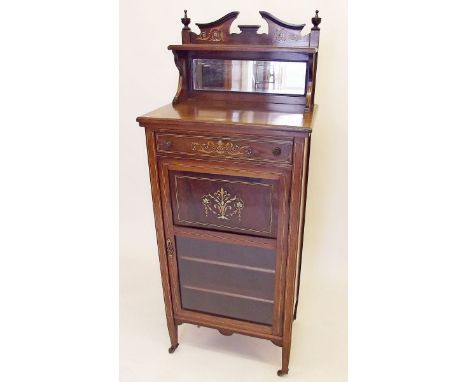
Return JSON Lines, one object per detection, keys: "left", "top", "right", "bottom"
{"left": 156, "top": 133, "right": 293, "bottom": 164}
{"left": 169, "top": 170, "right": 279, "bottom": 238}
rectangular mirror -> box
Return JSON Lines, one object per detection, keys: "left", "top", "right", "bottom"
{"left": 192, "top": 59, "right": 307, "bottom": 95}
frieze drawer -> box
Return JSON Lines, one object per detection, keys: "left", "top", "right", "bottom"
{"left": 156, "top": 133, "right": 293, "bottom": 164}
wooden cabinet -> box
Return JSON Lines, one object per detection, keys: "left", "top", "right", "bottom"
{"left": 137, "top": 9, "right": 322, "bottom": 376}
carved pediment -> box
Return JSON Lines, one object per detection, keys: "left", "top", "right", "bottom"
{"left": 194, "top": 11, "right": 239, "bottom": 43}
{"left": 181, "top": 10, "right": 321, "bottom": 47}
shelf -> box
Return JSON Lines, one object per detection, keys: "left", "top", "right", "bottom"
{"left": 182, "top": 285, "right": 274, "bottom": 304}
{"left": 180, "top": 284, "right": 274, "bottom": 325}
{"left": 168, "top": 44, "right": 317, "bottom": 54}
{"left": 179, "top": 255, "right": 275, "bottom": 274}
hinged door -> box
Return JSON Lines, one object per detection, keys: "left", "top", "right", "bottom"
{"left": 158, "top": 158, "right": 290, "bottom": 335}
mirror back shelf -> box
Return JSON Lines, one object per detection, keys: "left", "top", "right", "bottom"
{"left": 171, "top": 10, "right": 321, "bottom": 111}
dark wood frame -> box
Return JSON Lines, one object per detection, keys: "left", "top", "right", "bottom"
{"left": 137, "top": 9, "right": 321, "bottom": 377}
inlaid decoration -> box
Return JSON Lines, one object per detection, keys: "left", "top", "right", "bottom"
{"left": 202, "top": 187, "right": 244, "bottom": 221}
{"left": 273, "top": 28, "right": 302, "bottom": 42}
{"left": 197, "top": 29, "right": 223, "bottom": 42}
{"left": 191, "top": 140, "right": 252, "bottom": 157}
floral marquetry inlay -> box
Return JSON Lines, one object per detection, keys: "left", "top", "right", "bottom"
{"left": 197, "top": 29, "right": 223, "bottom": 42}
{"left": 273, "top": 28, "right": 302, "bottom": 42}
{"left": 191, "top": 140, "right": 252, "bottom": 157}
{"left": 202, "top": 187, "right": 244, "bottom": 221}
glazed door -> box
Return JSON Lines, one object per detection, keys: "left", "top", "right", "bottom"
{"left": 158, "top": 158, "right": 290, "bottom": 335}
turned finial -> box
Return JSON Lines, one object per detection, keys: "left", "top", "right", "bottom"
{"left": 312, "top": 10, "right": 321, "bottom": 30}
{"left": 181, "top": 9, "right": 191, "bottom": 30}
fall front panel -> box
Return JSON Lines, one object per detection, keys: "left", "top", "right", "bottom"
{"left": 169, "top": 170, "right": 279, "bottom": 238}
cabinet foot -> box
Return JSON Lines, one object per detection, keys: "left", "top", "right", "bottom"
{"left": 168, "top": 343, "right": 179, "bottom": 354}
{"left": 277, "top": 369, "right": 288, "bottom": 376}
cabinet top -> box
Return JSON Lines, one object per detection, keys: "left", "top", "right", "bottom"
{"left": 136, "top": 100, "right": 316, "bottom": 135}
{"left": 138, "top": 11, "right": 322, "bottom": 130}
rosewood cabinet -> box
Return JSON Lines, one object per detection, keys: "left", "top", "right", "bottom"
{"left": 137, "top": 9, "right": 322, "bottom": 376}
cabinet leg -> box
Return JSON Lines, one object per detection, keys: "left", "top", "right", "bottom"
{"left": 167, "top": 320, "right": 179, "bottom": 354}
{"left": 277, "top": 341, "right": 290, "bottom": 376}
{"left": 168, "top": 343, "right": 179, "bottom": 354}
{"left": 277, "top": 369, "right": 288, "bottom": 377}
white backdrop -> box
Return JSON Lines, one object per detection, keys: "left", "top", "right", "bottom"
{"left": 120, "top": 1, "right": 347, "bottom": 381}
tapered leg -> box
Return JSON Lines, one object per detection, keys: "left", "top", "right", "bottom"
{"left": 277, "top": 339, "right": 291, "bottom": 376}
{"left": 168, "top": 323, "right": 179, "bottom": 353}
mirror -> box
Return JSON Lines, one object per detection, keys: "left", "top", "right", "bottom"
{"left": 192, "top": 59, "right": 307, "bottom": 95}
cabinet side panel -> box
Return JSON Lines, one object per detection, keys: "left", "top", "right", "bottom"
{"left": 293, "top": 135, "right": 311, "bottom": 317}
{"left": 144, "top": 128, "right": 178, "bottom": 345}
{"left": 280, "top": 137, "right": 306, "bottom": 369}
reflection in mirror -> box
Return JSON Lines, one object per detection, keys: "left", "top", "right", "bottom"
{"left": 192, "top": 59, "right": 307, "bottom": 95}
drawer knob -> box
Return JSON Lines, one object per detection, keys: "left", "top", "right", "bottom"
{"left": 272, "top": 147, "right": 282, "bottom": 156}
{"left": 163, "top": 140, "right": 172, "bottom": 149}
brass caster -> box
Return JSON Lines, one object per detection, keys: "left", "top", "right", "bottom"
{"left": 218, "top": 329, "right": 234, "bottom": 336}
{"left": 277, "top": 369, "right": 288, "bottom": 377}
{"left": 168, "top": 343, "right": 179, "bottom": 354}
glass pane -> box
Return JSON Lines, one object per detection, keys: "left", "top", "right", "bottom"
{"left": 192, "top": 59, "right": 307, "bottom": 95}
{"left": 176, "top": 235, "right": 276, "bottom": 325}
